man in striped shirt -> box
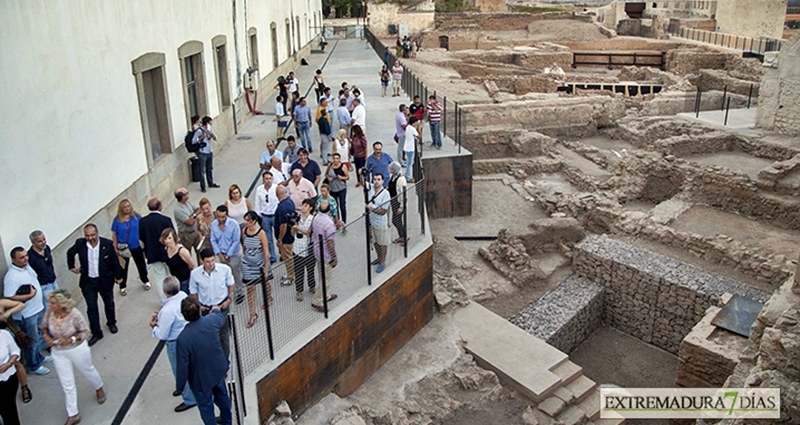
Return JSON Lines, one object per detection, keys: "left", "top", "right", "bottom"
{"left": 427, "top": 95, "right": 443, "bottom": 149}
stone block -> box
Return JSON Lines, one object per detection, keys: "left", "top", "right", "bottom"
{"left": 557, "top": 405, "right": 588, "bottom": 425}
{"left": 565, "top": 375, "right": 596, "bottom": 404}
{"left": 538, "top": 396, "right": 566, "bottom": 417}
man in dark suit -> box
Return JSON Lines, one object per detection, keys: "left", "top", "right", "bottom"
{"left": 66, "top": 223, "right": 123, "bottom": 346}
{"left": 175, "top": 297, "right": 232, "bottom": 425}
{"left": 138, "top": 197, "right": 175, "bottom": 301}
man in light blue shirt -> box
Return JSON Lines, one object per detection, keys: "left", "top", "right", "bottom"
{"left": 210, "top": 205, "right": 243, "bottom": 306}
{"left": 150, "top": 276, "right": 196, "bottom": 412}
{"left": 3, "top": 246, "right": 50, "bottom": 375}
{"left": 293, "top": 97, "right": 313, "bottom": 152}
{"left": 189, "top": 248, "right": 235, "bottom": 357}
{"left": 337, "top": 98, "right": 351, "bottom": 134}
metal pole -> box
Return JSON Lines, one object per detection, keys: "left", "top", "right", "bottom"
{"left": 228, "top": 313, "right": 246, "bottom": 415}
{"left": 724, "top": 97, "right": 731, "bottom": 126}
{"left": 721, "top": 85, "right": 727, "bottom": 110}
{"left": 695, "top": 88, "right": 701, "bottom": 118}
{"left": 260, "top": 269, "right": 275, "bottom": 360}
{"left": 454, "top": 102, "right": 458, "bottom": 146}
{"left": 747, "top": 83, "right": 753, "bottom": 109}
{"left": 457, "top": 107, "right": 462, "bottom": 154}
{"left": 363, "top": 183, "right": 373, "bottom": 286}
{"left": 402, "top": 186, "right": 408, "bottom": 259}
{"left": 318, "top": 234, "right": 329, "bottom": 318}
{"left": 442, "top": 95, "right": 447, "bottom": 138}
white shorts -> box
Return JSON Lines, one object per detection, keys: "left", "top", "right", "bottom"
{"left": 371, "top": 226, "right": 391, "bottom": 245}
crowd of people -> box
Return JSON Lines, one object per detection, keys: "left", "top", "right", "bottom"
{"left": 0, "top": 66, "right": 432, "bottom": 425}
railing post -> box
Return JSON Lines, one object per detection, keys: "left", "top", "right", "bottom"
{"left": 228, "top": 313, "right": 246, "bottom": 415}
{"left": 318, "top": 233, "right": 329, "bottom": 318}
{"left": 457, "top": 106, "right": 462, "bottom": 154}
{"left": 402, "top": 186, "right": 408, "bottom": 259}
{"left": 259, "top": 273, "right": 275, "bottom": 360}
{"left": 695, "top": 87, "right": 702, "bottom": 118}
{"left": 442, "top": 95, "right": 447, "bottom": 138}
{"left": 363, "top": 184, "right": 373, "bottom": 286}
{"left": 724, "top": 97, "right": 731, "bottom": 126}
{"left": 720, "top": 85, "right": 727, "bottom": 110}
{"left": 747, "top": 83, "right": 753, "bottom": 109}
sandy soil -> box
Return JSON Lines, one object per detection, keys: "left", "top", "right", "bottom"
{"left": 685, "top": 151, "right": 774, "bottom": 180}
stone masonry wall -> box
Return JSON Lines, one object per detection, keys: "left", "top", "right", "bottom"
{"left": 756, "top": 33, "right": 800, "bottom": 135}
{"left": 573, "top": 234, "right": 770, "bottom": 354}
{"left": 510, "top": 274, "right": 605, "bottom": 354}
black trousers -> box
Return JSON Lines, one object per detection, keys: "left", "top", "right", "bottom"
{"left": 120, "top": 246, "right": 149, "bottom": 288}
{"left": 391, "top": 200, "right": 406, "bottom": 240}
{"left": 0, "top": 373, "right": 20, "bottom": 425}
{"left": 293, "top": 254, "right": 316, "bottom": 293}
{"left": 81, "top": 278, "right": 116, "bottom": 337}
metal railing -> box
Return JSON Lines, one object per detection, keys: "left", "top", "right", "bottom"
{"left": 230, "top": 176, "right": 427, "bottom": 378}
{"left": 364, "top": 27, "right": 464, "bottom": 153}
{"left": 668, "top": 26, "right": 784, "bottom": 56}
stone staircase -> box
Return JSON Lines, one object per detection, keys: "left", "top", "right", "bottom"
{"left": 453, "top": 303, "right": 623, "bottom": 425}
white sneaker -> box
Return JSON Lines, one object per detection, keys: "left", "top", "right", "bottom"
{"left": 29, "top": 366, "right": 50, "bottom": 375}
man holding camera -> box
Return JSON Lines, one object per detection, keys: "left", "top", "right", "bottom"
{"left": 3, "top": 247, "right": 50, "bottom": 374}
{"left": 274, "top": 185, "right": 297, "bottom": 287}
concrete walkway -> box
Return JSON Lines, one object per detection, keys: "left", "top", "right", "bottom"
{"left": 18, "top": 37, "right": 437, "bottom": 425}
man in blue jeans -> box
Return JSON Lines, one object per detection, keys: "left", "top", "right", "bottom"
{"left": 197, "top": 115, "right": 220, "bottom": 193}
{"left": 3, "top": 247, "right": 51, "bottom": 375}
{"left": 427, "top": 95, "right": 443, "bottom": 149}
{"left": 150, "top": 276, "right": 196, "bottom": 412}
{"left": 293, "top": 97, "right": 313, "bottom": 152}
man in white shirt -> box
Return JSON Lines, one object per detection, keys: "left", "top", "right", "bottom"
{"left": 404, "top": 116, "right": 419, "bottom": 182}
{"left": 189, "top": 249, "right": 235, "bottom": 357}
{"left": 350, "top": 98, "right": 366, "bottom": 134}
{"left": 3, "top": 247, "right": 50, "bottom": 375}
{"left": 254, "top": 171, "right": 280, "bottom": 264}
{"left": 287, "top": 71, "right": 299, "bottom": 93}
{"left": 150, "top": 276, "right": 196, "bottom": 412}
{"left": 275, "top": 96, "right": 287, "bottom": 138}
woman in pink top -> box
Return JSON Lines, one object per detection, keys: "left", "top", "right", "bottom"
{"left": 42, "top": 290, "right": 105, "bottom": 425}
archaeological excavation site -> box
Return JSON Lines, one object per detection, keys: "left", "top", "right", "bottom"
{"left": 295, "top": 3, "right": 800, "bottom": 425}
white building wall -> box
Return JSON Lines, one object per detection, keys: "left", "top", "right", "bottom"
{"left": 0, "top": 0, "right": 321, "bottom": 276}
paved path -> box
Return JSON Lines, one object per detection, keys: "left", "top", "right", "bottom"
{"left": 18, "top": 37, "right": 437, "bottom": 425}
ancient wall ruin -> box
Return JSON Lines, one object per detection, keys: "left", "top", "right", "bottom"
{"left": 368, "top": 0, "right": 435, "bottom": 37}
{"left": 714, "top": 0, "right": 787, "bottom": 40}
{"left": 756, "top": 33, "right": 800, "bottom": 135}
{"left": 573, "top": 235, "right": 769, "bottom": 354}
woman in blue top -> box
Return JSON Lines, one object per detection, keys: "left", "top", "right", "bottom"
{"left": 110, "top": 199, "right": 149, "bottom": 296}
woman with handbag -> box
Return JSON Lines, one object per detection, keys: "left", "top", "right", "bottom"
{"left": 42, "top": 289, "right": 106, "bottom": 425}
{"left": 111, "top": 199, "right": 149, "bottom": 296}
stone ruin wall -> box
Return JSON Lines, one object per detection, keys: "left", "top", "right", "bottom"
{"left": 572, "top": 234, "right": 770, "bottom": 354}
{"left": 757, "top": 33, "right": 800, "bottom": 135}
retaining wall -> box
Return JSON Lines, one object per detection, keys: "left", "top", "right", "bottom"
{"left": 510, "top": 274, "right": 604, "bottom": 353}
{"left": 573, "top": 234, "right": 769, "bottom": 354}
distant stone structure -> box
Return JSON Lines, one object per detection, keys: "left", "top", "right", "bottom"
{"left": 757, "top": 33, "right": 800, "bottom": 134}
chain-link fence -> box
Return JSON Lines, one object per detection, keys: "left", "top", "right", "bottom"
{"left": 230, "top": 177, "right": 427, "bottom": 377}
{"left": 667, "top": 26, "right": 784, "bottom": 55}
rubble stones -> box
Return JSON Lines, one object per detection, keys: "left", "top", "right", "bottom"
{"left": 433, "top": 273, "right": 471, "bottom": 313}
{"left": 510, "top": 274, "right": 604, "bottom": 353}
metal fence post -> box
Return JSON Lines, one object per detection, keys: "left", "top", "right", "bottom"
{"left": 720, "top": 85, "right": 727, "bottom": 111}
{"left": 259, "top": 275, "right": 275, "bottom": 360}
{"left": 318, "top": 233, "right": 329, "bottom": 318}
{"left": 228, "top": 313, "right": 246, "bottom": 415}
{"left": 442, "top": 95, "right": 447, "bottom": 137}
{"left": 747, "top": 84, "right": 753, "bottom": 109}
{"left": 724, "top": 97, "right": 731, "bottom": 126}
{"left": 402, "top": 187, "right": 408, "bottom": 259}
{"left": 363, "top": 185, "right": 373, "bottom": 286}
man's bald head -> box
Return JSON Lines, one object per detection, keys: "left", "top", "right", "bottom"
{"left": 276, "top": 185, "right": 287, "bottom": 199}
{"left": 271, "top": 156, "right": 282, "bottom": 169}
{"left": 147, "top": 198, "right": 162, "bottom": 211}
